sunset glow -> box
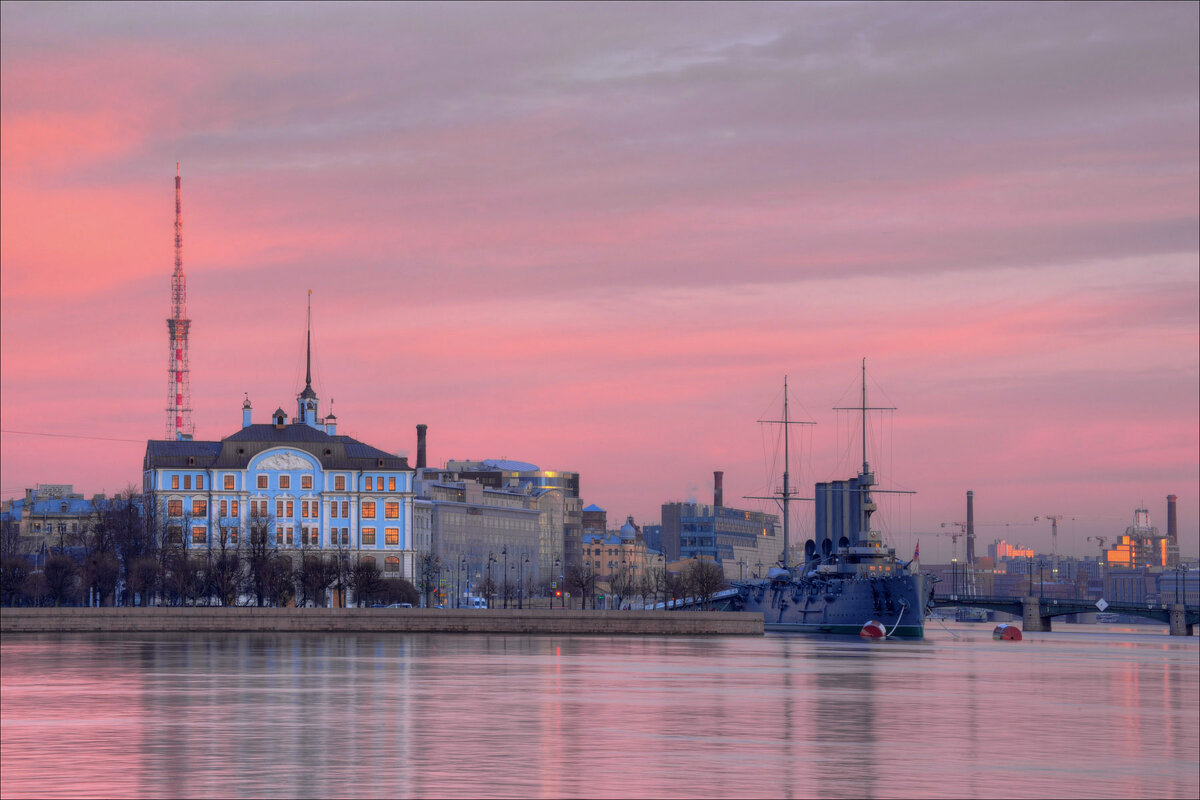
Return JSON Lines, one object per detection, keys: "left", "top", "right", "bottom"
{"left": 2, "top": 3, "right": 1196, "bottom": 562}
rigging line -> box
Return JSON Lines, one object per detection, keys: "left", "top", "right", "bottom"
{"left": 1, "top": 429, "right": 146, "bottom": 444}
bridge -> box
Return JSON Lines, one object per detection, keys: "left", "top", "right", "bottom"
{"left": 933, "top": 593, "right": 1198, "bottom": 635}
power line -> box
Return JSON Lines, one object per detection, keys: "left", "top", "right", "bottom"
{"left": 0, "top": 429, "right": 146, "bottom": 444}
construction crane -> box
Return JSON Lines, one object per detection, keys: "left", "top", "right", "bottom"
{"left": 1035, "top": 515, "right": 1065, "bottom": 577}
{"left": 1087, "top": 536, "right": 1108, "bottom": 562}
{"left": 929, "top": 526, "right": 975, "bottom": 597}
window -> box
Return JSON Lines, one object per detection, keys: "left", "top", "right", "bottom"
{"left": 171, "top": 475, "right": 179, "bottom": 490}
{"left": 196, "top": 475, "right": 204, "bottom": 490}
{"left": 228, "top": 528, "right": 239, "bottom": 544}
{"left": 362, "top": 528, "right": 376, "bottom": 546}
{"left": 301, "top": 475, "right": 312, "bottom": 489}
{"left": 279, "top": 475, "right": 290, "bottom": 489}
{"left": 193, "top": 499, "right": 207, "bottom": 516}
{"left": 361, "top": 555, "right": 376, "bottom": 568}
{"left": 257, "top": 475, "right": 268, "bottom": 489}
{"left": 168, "top": 499, "right": 183, "bottom": 517}
{"left": 366, "top": 476, "right": 374, "bottom": 491}
{"left": 286, "top": 501, "right": 294, "bottom": 518}
{"left": 302, "top": 526, "right": 310, "bottom": 546}
{"left": 330, "top": 502, "right": 339, "bottom": 519}
{"left": 192, "top": 526, "right": 206, "bottom": 544}
{"left": 276, "top": 528, "right": 283, "bottom": 545}
{"left": 341, "top": 528, "right": 349, "bottom": 546}
{"left": 361, "top": 501, "right": 376, "bottom": 519}
{"left": 220, "top": 500, "right": 228, "bottom": 517}
{"left": 184, "top": 475, "right": 192, "bottom": 490}
{"left": 224, "top": 475, "right": 235, "bottom": 490}
{"left": 231, "top": 500, "right": 239, "bottom": 517}
{"left": 385, "top": 528, "right": 399, "bottom": 546}
{"left": 385, "top": 556, "right": 400, "bottom": 573}
{"left": 385, "top": 501, "right": 400, "bottom": 519}
{"left": 286, "top": 526, "right": 294, "bottom": 545}
{"left": 301, "top": 501, "right": 309, "bottom": 518}
{"left": 335, "top": 475, "right": 346, "bottom": 491}
{"left": 167, "top": 525, "right": 183, "bottom": 544}
{"left": 341, "top": 501, "right": 349, "bottom": 517}
{"left": 388, "top": 477, "right": 396, "bottom": 492}
{"left": 276, "top": 500, "right": 284, "bottom": 518}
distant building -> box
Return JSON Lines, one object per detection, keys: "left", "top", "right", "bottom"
{"left": 660, "top": 500, "right": 779, "bottom": 581}
{"left": 2, "top": 484, "right": 115, "bottom": 552}
{"left": 142, "top": 346, "right": 416, "bottom": 583}
{"left": 1103, "top": 508, "right": 1178, "bottom": 568}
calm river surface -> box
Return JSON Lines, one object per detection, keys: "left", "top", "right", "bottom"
{"left": 2, "top": 623, "right": 1197, "bottom": 799}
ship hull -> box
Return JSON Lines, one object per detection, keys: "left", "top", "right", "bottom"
{"left": 732, "top": 572, "right": 931, "bottom": 639}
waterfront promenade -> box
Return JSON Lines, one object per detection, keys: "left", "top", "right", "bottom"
{"left": 0, "top": 607, "right": 763, "bottom": 636}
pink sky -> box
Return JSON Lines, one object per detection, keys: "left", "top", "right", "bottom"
{"left": 2, "top": 3, "right": 1197, "bottom": 563}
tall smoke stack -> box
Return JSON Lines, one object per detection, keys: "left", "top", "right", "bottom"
{"left": 714, "top": 471, "right": 724, "bottom": 508}
{"left": 416, "top": 424, "right": 427, "bottom": 469}
{"left": 966, "top": 490, "right": 975, "bottom": 565}
{"left": 1167, "top": 494, "right": 1178, "bottom": 566}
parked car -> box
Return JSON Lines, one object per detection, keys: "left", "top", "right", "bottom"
{"left": 385, "top": 603, "right": 413, "bottom": 608}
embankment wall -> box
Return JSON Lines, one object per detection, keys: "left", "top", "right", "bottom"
{"left": 0, "top": 607, "right": 763, "bottom": 636}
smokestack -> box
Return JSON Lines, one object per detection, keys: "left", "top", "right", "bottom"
{"left": 416, "top": 424, "right": 427, "bottom": 469}
{"left": 1167, "top": 494, "right": 1178, "bottom": 564}
{"left": 966, "top": 490, "right": 975, "bottom": 565}
{"left": 714, "top": 471, "right": 724, "bottom": 508}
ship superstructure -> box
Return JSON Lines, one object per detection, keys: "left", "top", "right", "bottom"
{"left": 731, "top": 361, "right": 932, "bottom": 637}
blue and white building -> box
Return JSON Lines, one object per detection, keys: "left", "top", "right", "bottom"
{"left": 142, "top": 348, "right": 417, "bottom": 580}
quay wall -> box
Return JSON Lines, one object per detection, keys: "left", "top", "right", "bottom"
{"left": 0, "top": 607, "right": 763, "bottom": 636}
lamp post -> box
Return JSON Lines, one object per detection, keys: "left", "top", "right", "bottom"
{"left": 460, "top": 557, "right": 467, "bottom": 608}
{"left": 1038, "top": 559, "right": 1046, "bottom": 599}
{"left": 1027, "top": 555, "right": 1033, "bottom": 597}
{"left": 555, "top": 557, "right": 563, "bottom": 609}
{"left": 502, "top": 547, "right": 509, "bottom": 609}
{"left": 488, "top": 552, "right": 496, "bottom": 608}
{"left": 519, "top": 557, "right": 528, "bottom": 609}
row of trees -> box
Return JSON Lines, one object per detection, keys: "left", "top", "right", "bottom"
{"left": 563, "top": 558, "right": 726, "bottom": 610}
{"left": 0, "top": 493, "right": 418, "bottom": 608}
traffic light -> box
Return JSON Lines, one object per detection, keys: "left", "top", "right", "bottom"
{"left": 555, "top": 590, "right": 562, "bottom": 597}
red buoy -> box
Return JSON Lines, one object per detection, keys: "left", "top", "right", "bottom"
{"left": 860, "top": 620, "right": 887, "bottom": 639}
{"left": 993, "top": 623, "right": 1022, "bottom": 641}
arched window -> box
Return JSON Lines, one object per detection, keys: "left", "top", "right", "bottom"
{"left": 385, "top": 556, "right": 400, "bottom": 573}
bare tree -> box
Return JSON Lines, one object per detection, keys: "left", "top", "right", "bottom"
{"left": 685, "top": 559, "right": 725, "bottom": 610}
{"left": 566, "top": 563, "right": 598, "bottom": 609}
{"left": 205, "top": 523, "right": 244, "bottom": 606}
{"left": 245, "top": 514, "right": 275, "bottom": 606}
{"left": 350, "top": 558, "right": 384, "bottom": 607}
{"left": 642, "top": 565, "right": 669, "bottom": 609}
{"left": 297, "top": 551, "right": 333, "bottom": 607}
{"left": 44, "top": 553, "right": 78, "bottom": 606}
{"left": 418, "top": 553, "right": 441, "bottom": 608}
{"left": 609, "top": 563, "right": 638, "bottom": 610}
{"left": 265, "top": 554, "right": 295, "bottom": 607}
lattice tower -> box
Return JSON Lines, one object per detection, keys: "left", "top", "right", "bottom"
{"left": 165, "top": 163, "right": 193, "bottom": 439}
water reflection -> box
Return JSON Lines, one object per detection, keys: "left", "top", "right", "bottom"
{"left": 2, "top": 627, "right": 1197, "bottom": 799}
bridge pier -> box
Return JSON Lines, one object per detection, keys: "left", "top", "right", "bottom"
{"left": 1170, "top": 604, "right": 1194, "bottom": 636}
{"left": 1022, "top": 597, "right": 1052, "bottom": 632}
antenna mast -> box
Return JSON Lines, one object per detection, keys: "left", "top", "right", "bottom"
{"left": 165, "top": 163, "right": 193, "bottom": 439}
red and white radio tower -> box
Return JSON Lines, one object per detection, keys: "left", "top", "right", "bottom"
{"left": 165, "top": 163, "right": 193, "bottom": 439}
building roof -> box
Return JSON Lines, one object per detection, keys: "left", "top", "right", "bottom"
{"left": 145, "top": 423, "right": 411, "bottom": 472}
{"left": 583, "top": 504, "right": 605, "bottom": 513}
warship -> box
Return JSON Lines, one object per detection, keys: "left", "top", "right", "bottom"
{"left": 729, "top": 361, "right": 933, "bottom": 637}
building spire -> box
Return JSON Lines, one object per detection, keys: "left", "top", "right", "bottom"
{"left": 306, "top": 288, "right": 312, "bottom": 392}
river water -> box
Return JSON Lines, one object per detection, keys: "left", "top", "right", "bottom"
{"left": 1, "top": 623, "right": 1196, "bottom": 799}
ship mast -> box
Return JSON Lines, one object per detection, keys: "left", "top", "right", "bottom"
{"left": 747, "top": 376, "right": 814, "bottom": 570}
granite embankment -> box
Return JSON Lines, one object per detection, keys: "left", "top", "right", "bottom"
{"left": 0, "top": 607, "right": 763, "bottom": 635}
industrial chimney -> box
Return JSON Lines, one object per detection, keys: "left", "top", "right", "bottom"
{"left": 416, "top": 424, "right": 427, "bottom": 470}
{"left": 1167, "top": 494, "right": 1178, "bottom": 566}
{"left": 714, "top": 471, "right": 724, "bottom": 508}
{"left": 966, "top": 490, "right": 975, "bottom": 566}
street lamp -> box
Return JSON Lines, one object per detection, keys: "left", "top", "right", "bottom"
{"left": 502, "top": 547, "right": 509, "bottom": 609}
{"left": 460, "top": 557, "right": 467, "bottom": 608}
{"left": 488, "top": 552, "right": 496, "bottom": 608}
{"left": 519, "top": 557, "right": 528, "bottom": 609}
{"left": 555, "top": 557, "right": 563, "bottom": 609}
